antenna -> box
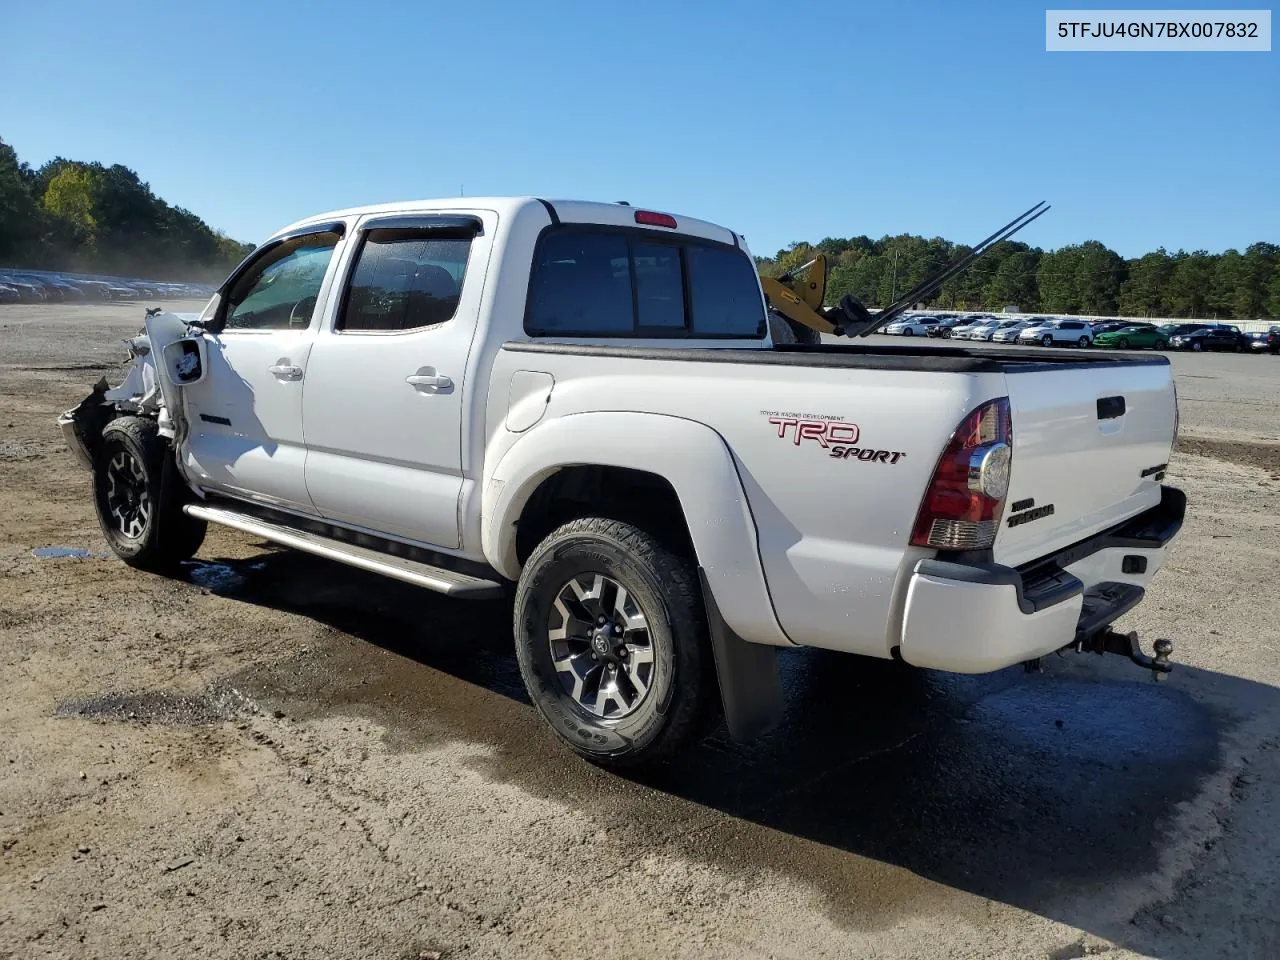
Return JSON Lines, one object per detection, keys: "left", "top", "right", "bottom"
{"left": 856, "top": 201, "right": 1051, "bottom": 336}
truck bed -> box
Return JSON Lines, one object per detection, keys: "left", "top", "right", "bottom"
{"left": 494, "top": 339, "right": 1177, "bottom": 658}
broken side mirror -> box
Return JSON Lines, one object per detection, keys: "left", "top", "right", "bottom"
{"left": 161, "top": 337, "right": 207, "bottom": 386}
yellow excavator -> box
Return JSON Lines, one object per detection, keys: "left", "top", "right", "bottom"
{"left": 758, "top": 201, "right": 1051, "bottom": 345}
{"left": 759, "top": 255, "right": 838, "bottom": 345}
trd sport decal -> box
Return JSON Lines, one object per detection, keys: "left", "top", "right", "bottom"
{"left": 762, "top": 412, "right": 906, "bottom": 465}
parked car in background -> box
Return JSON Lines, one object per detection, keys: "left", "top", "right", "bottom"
{"left": 0, "top": 283, "right": 21, "bottom": 303}
{"left": 1093, "top": 324, "right": 1168, "bottom": 350}
{"left": 1018, "top": 319, "right": 1093, "bottom": 348}
{"left": 0, "top": 278, "right": 47, "bottom": 302}
{"left": 883, "top": 316, "right": 940, "bottom": 336}
{"left": 927, "top": 316, "right": 963, "bottom": 337}
{"left": 975, "top": 319, "right": 1027, "bottom": 342}
{"left": 991, "top": 320, "right": 1034, "bottom": 342}
{"left": 963, "top": 319, "right": 1004, "bottom": 341}
{"left": 1090, "top": 321, "right": 1133, "bottom": 335}
{"left": 1169, "top": 325, "right": 1248, "bottom": 352}
{"left": 1247, "top": 326, "right": 1280, "bottom": 353}
{"left": 944, "top": 317, "right": 984, "bottom": 339}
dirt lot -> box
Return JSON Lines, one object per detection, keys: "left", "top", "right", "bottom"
{"left": 3, "top": 303, "right": 1279, "bottom": 960}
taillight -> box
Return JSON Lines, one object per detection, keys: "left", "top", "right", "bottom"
{"left": 910, "top": 398, "right": 1013, "bottom": 551}
{"left": 634, "top": 210, "right": 677, "bottom": 229}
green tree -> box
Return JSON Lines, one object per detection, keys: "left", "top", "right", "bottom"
{"left": 1037, "top": 245, "right": 1082, "bottom": 312}
{"left": 1074, "top": 241, "right": 1126, "bottom": 315}
{"left": 1267, "top": 262, "right": 1280, "bottom": 317}
{"left": 1119, "top": 249, "right": 1174, "bottom": 316}
{"left": 1166, "top": 251, "right": 1215, "bottom": 318}
{"left": 1240, "top": 243, "right": 1279, "bottom": 318}
{"left": 43, "top": 164, "right": 101, "bottom": 246}
{"left": 986, "top": 250, "right": 1041, "bottom": 310}
{"left": 0, "top": 137, "right": 45, "bottom": 263}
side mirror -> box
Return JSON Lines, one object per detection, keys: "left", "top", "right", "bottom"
{"left": 161, "top": 337, "right": 207, "bottom": 386}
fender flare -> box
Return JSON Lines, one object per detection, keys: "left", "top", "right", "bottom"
{"left": 482, "top": 411, "right": 791, "bottom": 650}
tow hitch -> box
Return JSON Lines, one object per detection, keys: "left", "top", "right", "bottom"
{"left": 1079, "top": 629, "right": 1175, "bottom": 681}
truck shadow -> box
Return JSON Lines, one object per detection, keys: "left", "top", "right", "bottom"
{"left": 196, "top": 549, "right": 1259, "bottom": 957}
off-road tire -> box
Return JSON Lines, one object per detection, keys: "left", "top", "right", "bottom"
{"left": 92, "top": 416, "right": 206, "bottom": 571}
{"left": 513, "top": 517, "right": 709, "bottom": 769}
{"left": 767, "top": 311, "right": 821, "bottom": 346}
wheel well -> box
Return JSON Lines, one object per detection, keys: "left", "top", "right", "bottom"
{"left": 514, "top": 466, "right": 695, "bottom": 565}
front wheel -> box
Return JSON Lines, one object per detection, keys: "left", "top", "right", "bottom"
{"left": 902, "top": 327, "right": 914, "bottom": 336}
{"left": 1192, "top": 341, "right": 1203, "bottom": 352}
{"left": 92, "top": 416, "right": 206, "bottom": 571}
{"left": 513, "top": 517, "right": 710, "bottom": 768}
{"left": 1155, "top": 339, "right": 1167, "bottom": 350}
{"left": 1041, "top": 334, "right": 1054, "bottom": 347}
{"left": 1117, "top": 337, "right": 1130, "bottom": 349}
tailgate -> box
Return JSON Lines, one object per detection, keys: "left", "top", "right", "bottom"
{"left": 996, "top": 358, "right": 1176, "bottom": 567}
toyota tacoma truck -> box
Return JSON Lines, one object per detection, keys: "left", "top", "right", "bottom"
{"left": 58, "top": 196, "right": 1185, "bottom": 767}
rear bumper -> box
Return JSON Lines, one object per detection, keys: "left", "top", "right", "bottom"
{"left": 899, "top": 486, "right": 1185, "bottom": 673}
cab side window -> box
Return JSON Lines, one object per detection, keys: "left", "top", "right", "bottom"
{"left": 338, "top": 228, "right": 474, "bottom": 332}
{"left": 223, "top": 231, "right": 341, "bottom": 331}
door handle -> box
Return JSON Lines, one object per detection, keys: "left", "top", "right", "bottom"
{"left": 269, "top": 364, "right": 303, "bottom": 380}
{"left": 268, "top": 362, "right": 303, "bottom": 381}
{"left": 406, "top": 372, "right": 453, "bottom": 391}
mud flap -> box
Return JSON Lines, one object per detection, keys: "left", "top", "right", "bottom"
{"left": 699, "top": 568, "right": 784, "bottom": 742}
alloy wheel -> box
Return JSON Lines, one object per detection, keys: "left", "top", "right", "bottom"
{"left": 547, "top": 573, "right": 656, "bottom": 719}
{"left": 104, "top": 450, "right": 150, "bottom": 540}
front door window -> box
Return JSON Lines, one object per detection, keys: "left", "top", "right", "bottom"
{"left": 223, "top": 232, "right": 341, "bottom": 331}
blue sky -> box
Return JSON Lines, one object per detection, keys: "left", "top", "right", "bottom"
{"left": 2, "top": 0, "right": 1275, "bottom": 258}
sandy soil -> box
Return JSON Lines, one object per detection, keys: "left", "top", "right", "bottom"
{"left": 2, "top": 303, "right": 1279, "bottom": 959}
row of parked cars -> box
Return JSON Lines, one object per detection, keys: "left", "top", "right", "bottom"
{"left": 0, "top": 270, "right": 215, "bottom": 305}
{"left": 882, "top": 312, "right": 1280, "bottom": 354}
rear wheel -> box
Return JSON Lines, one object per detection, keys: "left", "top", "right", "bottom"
{"left": 513, "top": 517, "right": 710, "bottom": 768}
{"left": 1155, "top": 339, "right": 1168, "bottom": 350}
{"left": 1078, "top": 336, "right": 1090, "bottom": 348}
{"left": 92, "top": 416, "right": 206, "bottom": 571}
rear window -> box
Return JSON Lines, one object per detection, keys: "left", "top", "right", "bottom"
{"left": 525, "top": 227, "right": 765, "bottom": 338}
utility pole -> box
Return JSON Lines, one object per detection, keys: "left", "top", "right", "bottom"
{"left": 890, "top": 251, "right": 899, "bottom": 303}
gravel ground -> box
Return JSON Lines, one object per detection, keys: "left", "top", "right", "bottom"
{"left": 2, "top": 303, "right": 1279, "bottom": 960}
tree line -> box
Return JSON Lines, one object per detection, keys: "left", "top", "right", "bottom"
{"left": 757, "top": 231, "right": 1280, "bottom": 320}
{"left": 0, "top": 136, "right": 254, "bottom": 283}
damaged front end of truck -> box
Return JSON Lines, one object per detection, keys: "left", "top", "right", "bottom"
{"left": 58, "top": 309, "right": 206, "bottom": 470}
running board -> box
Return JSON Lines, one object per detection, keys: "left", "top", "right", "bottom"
{"left": 184, "top": 504, "right": 506, "bottom": 599}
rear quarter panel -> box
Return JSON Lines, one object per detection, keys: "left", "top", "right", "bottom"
{"left": 484, "top": 346, "right": 1007, "bottom": 657}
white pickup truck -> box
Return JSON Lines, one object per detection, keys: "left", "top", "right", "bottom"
{"left": 59, "top": 196, "right": 1185, "bottom": 767}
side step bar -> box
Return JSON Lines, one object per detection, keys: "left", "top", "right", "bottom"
{"left": 184, "top": 504, "right": 506, "bottom": 599}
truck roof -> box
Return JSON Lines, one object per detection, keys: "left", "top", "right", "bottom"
{"left": 271, "top": 196, "right": 745, "bottom": 250}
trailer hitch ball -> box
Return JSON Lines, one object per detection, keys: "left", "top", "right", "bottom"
{"left": 1081, "top": 629, "right": 1174, "bottom": 681}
